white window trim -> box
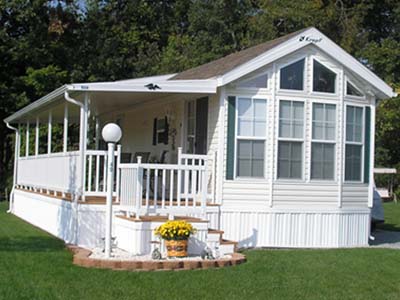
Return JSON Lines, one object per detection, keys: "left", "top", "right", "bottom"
{"left": 233, "top": 96, "right": 268, "bottom": 180}
{"left": 310, "top": 57, "right": 339, "bottom": 97}
{"left": 277, "top": 56, "right": 308, "bottom": 94}
{"left": 309, "top": 101, "right": 338, "bottom": 182}
{"left": 345, "top": 76, "right": 366, "bottom": 100}
{"left": 275, "top": 98, "right": 306, "bottom": 181}
{"left": 232, "top": 70, "right": 271, "bottom": 92}
{"left": 344, "top": 103, "right": 365, "bottom": 183}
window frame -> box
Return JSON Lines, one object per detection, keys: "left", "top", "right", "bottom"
{"left": 344, "top": 104, "right": 365, "bottom": 183}
{"left": 233, "top": 70, "right": 270, "bottom": 92}
{"left": 276, "top": 98, "right": 306, "bottom": 181}
{"left": 233, "top": 96, "right": 268, "bottom": 180}
{"left": 345, "top": 77, "right": 365, "bottom": 99}
{"left": 277, "top": 56, "right": 307, "bottom": 93}
{"left": 310, "top": 57, "right": 339, "bottom": 97}
{"left": 309, "top": 101, "right": 337, "bottom": 182}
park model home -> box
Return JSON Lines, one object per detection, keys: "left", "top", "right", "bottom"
{"left": 5, "top": 27, "right": 396, "bottom": 254}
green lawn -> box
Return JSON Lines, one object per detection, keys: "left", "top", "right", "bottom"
{"left": 0, "top": 202, "right": 400, "bottom": 300}
{"left": 378, "top": 201, "right": 400, "bottom": 231}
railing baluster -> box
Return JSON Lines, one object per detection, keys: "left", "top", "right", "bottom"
{"left": 145, "top": 167, "right": 150, "bottom": 209}
{"left": 88, "top": 155, "right": 92, "bottom": 192}
{"left": 161, "top": 169, "right": 166, "bottom": 208}
{"left": 102, "top": 155, "right": 107, "bottom": 192}
{"left": 95, "top": 155, "right": 100, "bottom": 192}
{"left": 154, "top": 169, "right": 158, "bottom": 209}
{"left": 169, "top": 170, "right": 174, "bottom": 207}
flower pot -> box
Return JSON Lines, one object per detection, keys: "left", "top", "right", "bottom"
{"left": 165, "top": 239, "right": 188, "bottom": 257}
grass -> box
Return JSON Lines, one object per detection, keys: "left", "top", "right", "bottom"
{"left": 0, "top": 201, "right": 400, "bottom": 300}
{"left": 377, "top": 201, "right": 400, "bottom": 231}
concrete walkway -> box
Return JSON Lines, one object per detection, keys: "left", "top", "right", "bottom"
{"left": 369, "top": 230, "right": 400, "bottom": 249}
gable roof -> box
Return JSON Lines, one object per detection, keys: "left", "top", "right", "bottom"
{"left": 170, "top": 27, "right": 395, "bottom": 99}
{"left": 171, "top": 28, "right": 309, "bottom": 80}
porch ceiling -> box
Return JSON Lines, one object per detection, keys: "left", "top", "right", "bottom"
{"left": 89, "top": 91, "right": 209, "bottom": 116}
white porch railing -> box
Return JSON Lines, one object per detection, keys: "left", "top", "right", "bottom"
{"left": 17, "top": 151, "right": 81, "bottom": 197}
{"left": 119, "top": 158, "right": 208, "bottom": 217}
{"left": 84, "top": 146, "right": 121, "bottom": 199}
{"left": 178, "top": 148, "right": 216, "bottom": 203}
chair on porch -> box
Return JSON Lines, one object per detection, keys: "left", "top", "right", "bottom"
{"left": 133, "top": 152, "right": 150, "bottom": 163}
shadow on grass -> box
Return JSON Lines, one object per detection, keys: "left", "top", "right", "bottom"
{"left": 0, "top": 236, "right": 65, "bottom": 252}
{"left": 377, "top": 223, "right": 400, "bottom": 232}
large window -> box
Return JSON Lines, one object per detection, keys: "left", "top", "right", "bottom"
{"left": 311, "top": 103, "right": 336, "bottom": 180}
{"left": 280, "top": 59, "right": 305, "bottom": 90}
{"left": 345, "top": 106, "right": 364, "bottom": 181}
{"left": 236, "top": 97, "right": 267, "bottom": 178}
{"left": 313, "top": 60, "right": 336, "bottom": 93}
{"left": 278, "top": 100, "right": 304, "bottom": 179}
{"left": 346, "top": 81, "right": 363, "bottom": 97}
{"left": 237, "top": 73, "right": 268, "bottom": 89}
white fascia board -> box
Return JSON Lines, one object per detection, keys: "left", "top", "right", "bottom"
{"left": 4, "top": 85, "right": 68, "bottom": 124}
{"left": 218, "top": 27, "right": 395, "bottom": 99}
{"left": 68, "top": 79, "right": 218, "bottom": 94}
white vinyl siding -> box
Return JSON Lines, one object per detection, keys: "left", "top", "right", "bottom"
{"left": 345, "top": 105, "right": 364, "bottom": 182}
{"left": 311, "top": 103, "right": 336, "bottom": 180}
{"left": 278, "top": 100, "right": 304, "bottom": 179}
{"left": 235, "top": 97, "right": 267, "bottom": 178}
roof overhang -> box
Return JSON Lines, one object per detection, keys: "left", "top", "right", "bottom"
{"left": 4, "top": 78, "right": 217, "bottom": 124}
{"left": 217, "top": 27, "right": 396, "bottom": 99}
{"left": 68, "top": 79, "right": 217, "bottom": 94}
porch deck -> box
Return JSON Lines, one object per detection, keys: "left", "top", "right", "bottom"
{"left": 16, "top": 187, "right": 219, "bottom": 207}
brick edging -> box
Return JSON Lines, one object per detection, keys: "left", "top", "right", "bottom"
{"left": 67, "top": 245, "right": 246, "bottom": 271}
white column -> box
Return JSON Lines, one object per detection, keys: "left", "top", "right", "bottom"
{"left": 79, "top": 93, "right": 89, "bottom": 201}
{"left": 368, "top": 98, "right": 376, "bottom": 208}
{"left": 48, "top": 111, "right": 52, "bottom": 154}
{"left": 26, "top": 121, "right": 29, "bottom": 157}
{"left": 337, "top": 67, "right": 345, "bottom": 208}
{"left": 216, "top": 87, "right": 226, "bottom": 205}
{"left": 63, "top": 103, "right": 68, "bottom": 153}
{"left": 35, "top": 117, "right": 39, "bottom": 156}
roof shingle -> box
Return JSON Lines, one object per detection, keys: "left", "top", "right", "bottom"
{"left": 170, "top": 28, "right": 309, "bottom": 80}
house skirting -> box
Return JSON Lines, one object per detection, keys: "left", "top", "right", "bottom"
{"left": 220, "top": 209, "right": 371, "bottom": 248}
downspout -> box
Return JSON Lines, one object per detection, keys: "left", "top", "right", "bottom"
{"left": 64, "top": 90, "right": 88, "bottom": 244}
{"left": 5, "top": 122, "right": 19, "bottom": 213}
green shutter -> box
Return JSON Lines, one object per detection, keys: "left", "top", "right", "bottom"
{"left": 364, "top": 107, "right": 371, "bottom": 183}
{"left": 226, "top": 96, "right": 236, "bottom": 180}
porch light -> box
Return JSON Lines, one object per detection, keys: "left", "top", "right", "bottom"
{"left": 102, "top": 123, "right": 122, "bottom": 143}
{"left": 102, "top": 123, "right": 121, "bottom": 258}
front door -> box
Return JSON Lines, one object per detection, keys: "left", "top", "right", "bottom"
{"left": 185, "top": 97, "right": 208, "bottom": 154}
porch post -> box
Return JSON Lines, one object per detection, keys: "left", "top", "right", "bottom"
{"left": 48, "top": 111, "right": 52, "bottom": 154}
{"left": 79, "top": 93, "right": 89, "bottom": 201}
{"left": 63, "top": 103, "right": 68, "bottom": 153}
{"left": 26, "top": 121, "right": 29, "bottom": 157}
{"left": 35, "top": 117, "right": 39, "bottom": 156}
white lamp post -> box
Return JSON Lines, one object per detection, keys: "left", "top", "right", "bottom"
{"left": 101, "top": 123, "right": 122, "bottom": 258}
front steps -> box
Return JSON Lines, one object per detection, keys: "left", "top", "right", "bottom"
{"left": 207, "top": 229, "right": 237, "bottom": 256}
{"left": 113, "top": 214, "right": 238, "bottom": 257}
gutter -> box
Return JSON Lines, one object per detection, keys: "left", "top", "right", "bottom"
{"left": 64, "top": 90, "right": 85, "bottom": 204}
{"left": 64, "top": 90, "right": 88, "bottom": 245}
{"left": 5, "top": 122, "right": 19, "bottom": 213}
